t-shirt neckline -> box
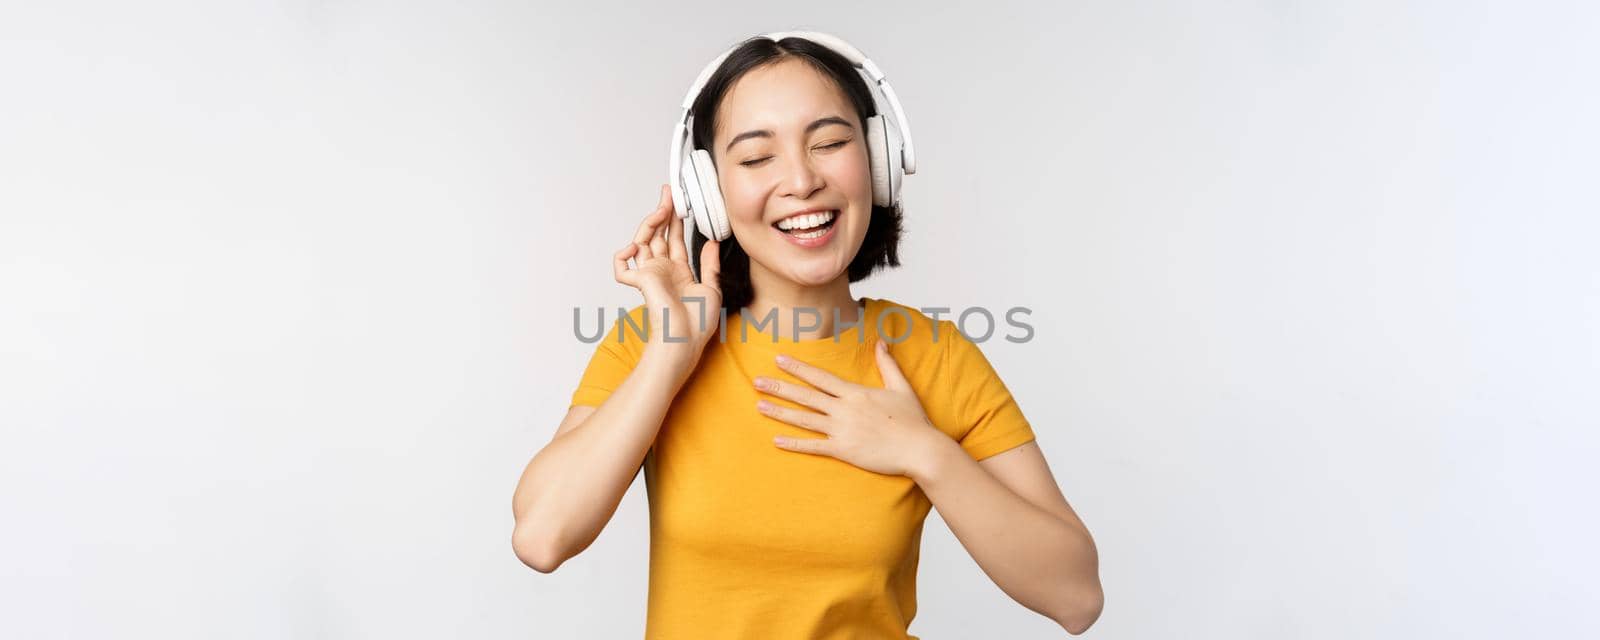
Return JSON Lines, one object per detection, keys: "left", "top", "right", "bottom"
{"left": 722, "top": 296, "right": 879, "bottom": 361}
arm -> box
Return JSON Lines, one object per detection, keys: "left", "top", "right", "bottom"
{"left": 752, "top": 344, "right": 1103, "bottom": 633}
{"left": 910, "top": 440, "right": 1104, "bottom": 635}
{"left": 510, "top": 347, "right": 690, "bottom": 573}
{"left": 511, "top": 183, "right": 721, "bottom": 574}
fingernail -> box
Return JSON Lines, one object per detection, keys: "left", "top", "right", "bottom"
{"left": 776, "top": 354, "right": 791, "bottom": 365}
{"left": 757, "top": 399, "right": 772, "bottom": 411}
{"left": 753, "top": 377, "right": 770, "bottom": 390}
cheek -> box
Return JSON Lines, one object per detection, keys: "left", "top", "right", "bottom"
{"left": 826, "top": 149, "right": 872, "bottom": 199}
{"left": 716, "top": 168, "right": 767, "bottom": 225}
{"left": 819, "top": 147, "right": 870, "bottom": 190}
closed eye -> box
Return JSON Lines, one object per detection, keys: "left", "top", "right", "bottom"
{"left": 738, "top": 140, "right": 851, "bottom": 167}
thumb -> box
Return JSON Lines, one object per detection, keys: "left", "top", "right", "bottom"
{"left": 875, "top": 339, "right": 911, "bottom": 391}
{"left": 699, "top": 239, "right": 722, "bottom": 289}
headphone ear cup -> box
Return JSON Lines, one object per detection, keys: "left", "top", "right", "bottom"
{"left": 882, "top": 114, "right": 905, "bottom": 206}
{"left": 865, "top": 115, "right": 892, "bottom": 207}
{"left": 678, "top": 148, "right": 708, "bottom": 237}
{"left": 688, "top": 150, "right": 731, "bottom": 240}
{"left": 680, "top": 149, "right": 728, "bottom": 241}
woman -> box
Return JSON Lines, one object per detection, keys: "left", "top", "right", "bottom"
{"left": 512, "top": 32, "right": 1103, "bottom": 638}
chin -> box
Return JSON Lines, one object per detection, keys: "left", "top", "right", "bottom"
{"left": 788, "top": 267, "right": 846, "bottom": 286}
{"left": 792, "top": 243, "right": 864, "bottom": 282}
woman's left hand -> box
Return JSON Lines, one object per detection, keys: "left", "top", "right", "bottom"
{"left": 755, "top": 340, "right": 947, "bottom": 477}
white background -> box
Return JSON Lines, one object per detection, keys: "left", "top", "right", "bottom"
{"left": 3, "top": 1, "right": 1596, "bottom": 638}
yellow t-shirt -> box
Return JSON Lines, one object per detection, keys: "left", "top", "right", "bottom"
{"left": 569, "top": 297, "right": 1036, "bottom": 639}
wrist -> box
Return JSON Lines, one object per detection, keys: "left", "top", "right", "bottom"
{"left": 638, "top": 344, "right": 699, "bottom": 387}
{"left": 906, "top": 429, "right": 965, "bottom": 486}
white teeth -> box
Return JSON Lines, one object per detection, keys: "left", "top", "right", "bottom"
{"left": 777, "top": 210, "right": 837, "bottom": 230}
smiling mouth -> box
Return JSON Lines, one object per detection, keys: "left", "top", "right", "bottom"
{"left": 773, "top": 209, "right": 839, "bottom": 239}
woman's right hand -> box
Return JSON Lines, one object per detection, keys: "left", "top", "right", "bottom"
{"left": 612, "top": 184, "right": 723, "bottom": 373}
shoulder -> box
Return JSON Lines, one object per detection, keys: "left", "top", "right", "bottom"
{"left": 869, "top": 298, "right": 1026, "bottom": 444}
{"left": 866, "top": 297, "right": 962, "bottom": 353}
{"left": 863, "top": 297, "right": 967, "bottom": 386}
{"left": 591, "top": 302, "right": 650, "bottom": 363}
{"left": 867, "top": 296, "right": 1015, "bottom": 390}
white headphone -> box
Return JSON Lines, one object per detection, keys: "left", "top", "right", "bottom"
{"left": 668, "top": 31, "right": 917, "bottom": 243}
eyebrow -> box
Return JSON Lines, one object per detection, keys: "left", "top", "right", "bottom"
{"left": 724, "top": 116, "right": 854, "bottom": 153}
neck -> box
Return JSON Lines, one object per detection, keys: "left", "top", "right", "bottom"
{"left": 742, "top": 268, "right": 862, "bottom": 342}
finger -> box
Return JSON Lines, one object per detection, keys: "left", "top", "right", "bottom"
{"left": 753, "top": 375, "right": 837, "bottom": 413}
{"left": 874, "top": 339, "right": 912, "bottom": 391}
{"left": 773, "top": 435, "right": 835, "bottom": 457}
{"left": 756, "top": 399, "right": 832, "bottom": 434}
{"left": 774, "top": 354, "right": 853, "bottom": 397}
{"left": 658, "top": 184, "right": 673, "bottom": 226}
{"left": 649, "top": 221, "right": 669, "bottom": 257}
{"left": 699, "top": 240, "right": 721, "bottom": 288}
{"left": 633, "top": 193, "right": 673, "bottom": 245}
{"left": 613, "top": 243, "right": 639, "bottom": 284}
{"left": 634, "top": 211, "right": 669, "bottom": 246}
{"left": 666, "top": 202, "right": 687, "bottom": 264}
{"left": 635, "top": 240, "right": 654, "bottom": 262}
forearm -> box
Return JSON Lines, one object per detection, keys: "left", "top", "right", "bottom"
{"left": 911, "top": 439, "right": 1102, "bottom": 632}
{"left": 512, "top": 348, "right": 688, "bottom": 568}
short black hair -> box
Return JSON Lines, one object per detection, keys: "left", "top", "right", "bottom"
{"left": 686, "top": 35, "right": 905, "bottom": 313}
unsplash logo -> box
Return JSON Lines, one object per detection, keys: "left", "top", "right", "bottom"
{"left": 572, "top": 298, "right": 1036, "bottom": 345}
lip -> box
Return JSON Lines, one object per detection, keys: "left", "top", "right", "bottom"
{"left": 772, "top": 208, "right": 841, "bottom": 249}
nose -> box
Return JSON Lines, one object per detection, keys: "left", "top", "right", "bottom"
{"left": 777, "top": 153, "right": 825, "bottom": 200}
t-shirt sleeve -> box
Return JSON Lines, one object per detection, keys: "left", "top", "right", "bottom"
{"left": 569, "top": 304, "right": 647, "bottom": 409}
{"left": 941, "top": 321, "right": 1036, "bottom": 461}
